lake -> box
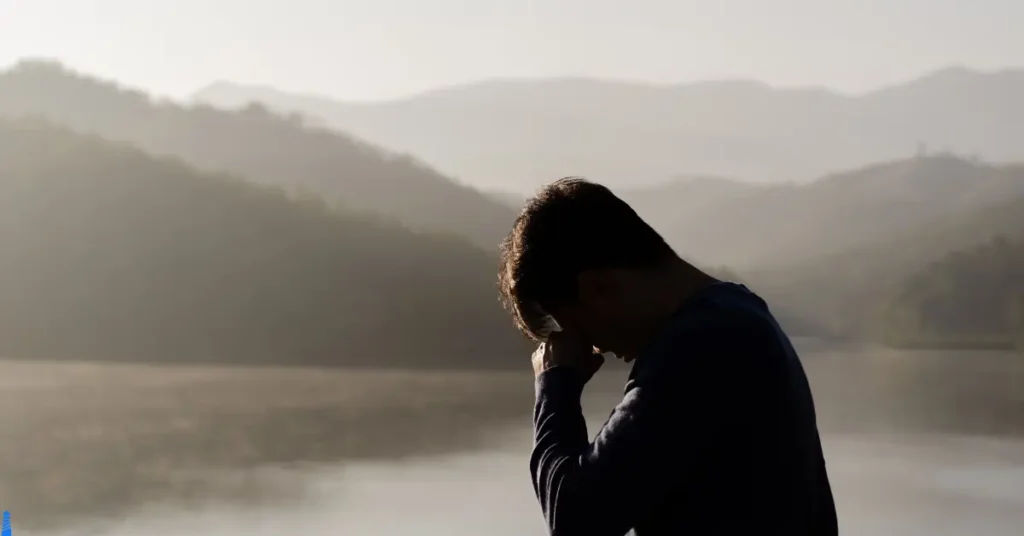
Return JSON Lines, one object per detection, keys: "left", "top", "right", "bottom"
{"left": 4, "top": 341, "right": 1024, "bottom": 535}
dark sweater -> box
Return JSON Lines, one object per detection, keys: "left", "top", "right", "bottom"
{"left": 530, "top": 283, "right": 838, "bottom": 535}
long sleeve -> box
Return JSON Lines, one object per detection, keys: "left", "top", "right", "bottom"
{"left": 530, "top": 353, "right": 707, "bottom": 536}
{"left": 529, "top": 284, "right": 838, "bottom": 535}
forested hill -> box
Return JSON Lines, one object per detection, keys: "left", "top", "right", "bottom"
{"left": 882, "top": 236, "right": 1024, "bottom": 351}
{"left": 619, "top": 156, "right": 1024, "bottom": 269}
{"left": 0, "top": 118, "right": 528, "bottom": 367}
{"left": 0, "top": 60, "right": 516, "bottom": 251}
{"left": 750, "top": 190, "right": 1024, "bottom": 341}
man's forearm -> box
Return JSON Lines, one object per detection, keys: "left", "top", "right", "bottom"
{"left": 529, "top": 367, "right": 674, "bottom": 536}
{"left": 530, "top": 367, "right": 593, "bottom": 533}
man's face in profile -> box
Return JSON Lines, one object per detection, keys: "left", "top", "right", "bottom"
{"left": 548, "top": 269, "right": 637, "bottom": 360}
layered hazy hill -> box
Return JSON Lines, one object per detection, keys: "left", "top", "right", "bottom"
{"left": 5, "top": 59, "right": 1020, "bottom": 353}
{"left": 618, "top": 156, "right": 1024, "bottom": 269}
{"left": 882, "top": 236, "right": 1024, "bottom": 350}
{"left": 196, "top": 66, "right": 1024, "bottom": 192}
{"left": 488, "top": 157, "right": 1024, "bottom": 269}
{"left": 0, "top": 118, "right": 527, "bottom": 367}
{"left": 609, "top": 157, "right": 1024, "bottom": 343}
{"left": 0, "top": 60, "right": 516, "bottom": 251}
{"left": 751, "top": 180, "right": 1024, "bottom": 339}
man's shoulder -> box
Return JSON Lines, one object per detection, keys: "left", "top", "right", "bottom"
{"left": 633, "top": 284, "right": 784, "bottom": 375}
{"left": 672, "top": 283, "right": 780, "bottom": 341}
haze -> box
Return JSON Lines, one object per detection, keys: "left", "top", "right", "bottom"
{"left": 0, "top": 2, "right": 1022, "bottom": 535}
{"left": 1, "top": 0, "right": 1022, "bottom": 101}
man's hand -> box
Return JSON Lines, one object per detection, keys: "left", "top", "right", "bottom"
{"left": 532, "top": 329, "right": 605, "bottom": 382}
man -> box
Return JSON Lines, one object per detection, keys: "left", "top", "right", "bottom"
{"left": 497, "top": 178, "right": 838, "bottom": 535}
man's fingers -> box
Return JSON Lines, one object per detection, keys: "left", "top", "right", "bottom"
{"left": 533, "top": 329, "right": 603, "bottom": 379}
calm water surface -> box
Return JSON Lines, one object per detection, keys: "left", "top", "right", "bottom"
{"left": 19, "top": 343, "right": 1024, "bottom": 536}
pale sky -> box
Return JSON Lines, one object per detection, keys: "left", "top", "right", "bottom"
{"left": 0, "top": 0, "right": 1021, "bottom": 102}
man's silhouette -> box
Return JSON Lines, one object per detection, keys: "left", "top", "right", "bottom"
{"left": 498, "top": 178, "right": 838, "bottom": 535}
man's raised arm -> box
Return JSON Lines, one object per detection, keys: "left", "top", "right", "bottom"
{"left": 530, "top": 342, "right": 714, "bottom": 536}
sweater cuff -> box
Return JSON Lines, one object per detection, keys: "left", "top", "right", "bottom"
{"left": 535, "top": 366, "right": 586, "bottom": 401}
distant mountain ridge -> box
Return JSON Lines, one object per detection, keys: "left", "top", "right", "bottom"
{"left": 5, "top": 58, "right": 1023, "bottom": 351}
{"left": 616, "top": 155, "right": 1024, "bottom": 269}
{"left": 0, "top": 60, "right": 516, "bottom": 251}
{"left": 195, "top": 65, "right": 1024, "bottom": 192}
{"left": 749, "top": 171, "right": 1024, "bottom": 339}
{"left": 0, "top": 117, "right": 527, "bottom": 367}
{"left": 882, "top": 236, "right": 1024, "bottom": 350}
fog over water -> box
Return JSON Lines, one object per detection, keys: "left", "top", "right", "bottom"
{"left": 16, "top": 343, "right": 1024, "bottom": 536}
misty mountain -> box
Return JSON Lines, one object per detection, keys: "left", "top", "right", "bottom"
{"left": 750, "top": 180, "right": 1024, "bottom": 339}
{"left": 195, "top": 66, "right": 1024, "bottom": 192}
{"left": 0, "top": 118, "right": 527, "bottom": 367}
{"left": 613, "top": 157, "right": 1024, "bottom": 343}
{"left": 882, "top": 236, "right": 1024, "bottom": 350}
{"left": 484, "top": 189, "right": 528, "bottom": 211}
{"left": 0, "top": 60, "right": 516, "bottom": 251}
{"left": 619, "top": 156, "right": 1024, "bottom": 269}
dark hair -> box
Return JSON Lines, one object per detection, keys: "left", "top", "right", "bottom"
{"left": 498, "top": 177, "right": 677, "bottom": 340}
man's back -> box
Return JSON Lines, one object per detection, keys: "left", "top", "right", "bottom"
{"left": 629, "top": 282, "right": 836, "bottom": 533}
{"left": 530, "top": 282, "right": 838, "bottom": 535}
